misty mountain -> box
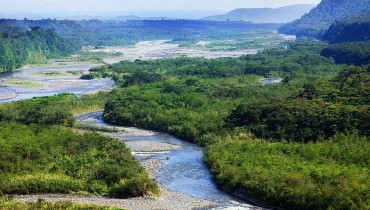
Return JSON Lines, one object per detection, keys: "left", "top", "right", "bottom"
{"left": 202, "top": 4, "right": 315, "bottom": 23}
{"left": 114, "top": 15, "right": 143, "bottom": 21}
{"left": 279, "top": 0, "right": 370, "bottom": 38}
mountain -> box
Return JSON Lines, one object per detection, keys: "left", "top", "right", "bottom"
{"left": 322, "top": 15, "right": 370, "bottom": 43}
{"left": 279, "top": 0, "right": 370, "bottom": 38}
{"left": 202, "top": 4, "right": 315, "bottom": 23}
{"left": 320, "top": 15, "right": 370, "bottom": 66}
{"left": 115, "top": 15, "right": 142, "bottom": 21}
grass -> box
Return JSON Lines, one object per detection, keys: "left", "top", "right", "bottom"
{"left": 75, "top": 124, "right": 121, "bottom": 133}
{"left": 0, "top": 196, "right": 123, "bottom": 210}
{"left": 5, "top": 79, "right": 42, "bottom": 87}
{"left": 37, "top": 72, "right": 65, "bottom": 76}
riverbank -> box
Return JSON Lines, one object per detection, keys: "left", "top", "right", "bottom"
{"left": 14, "top": 114, "right": 218, "bottom": 210}
{"left": 0, "top": 61, "right": 114, "bottom": 104}
{"left": 88, "top": 40, "right": 260, "bottom": 64}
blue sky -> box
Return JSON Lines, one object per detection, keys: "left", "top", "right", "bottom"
{"left": 1, "top": 0, "right": 320, "bottom": 12}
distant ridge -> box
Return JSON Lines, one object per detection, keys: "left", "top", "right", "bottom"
{"left": 202, "top": 4, "right": 315, "bottom": 23}
{"left": 115, "top": 15, "right": 142, "bottom": 21}
{"left": 279, "top": 0, "right": 370, "bottom": 38}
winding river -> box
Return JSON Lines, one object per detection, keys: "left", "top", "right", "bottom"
{"left": 0, "top": 46, "right": 267, "bottom": 209}
{"left": 77, "top": 112, "right": 260, "bottom": 209}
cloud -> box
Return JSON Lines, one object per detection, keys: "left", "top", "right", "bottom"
{"left": 0, "top": 0, "right": 321, "bottom": 12}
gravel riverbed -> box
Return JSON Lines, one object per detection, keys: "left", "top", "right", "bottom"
{"left": 14, "top": 122, "right": 217, "bottom": 210}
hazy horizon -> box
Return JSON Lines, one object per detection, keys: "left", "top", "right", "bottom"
{"left": 0, "top": 0, "right": 320, "bottom": 19}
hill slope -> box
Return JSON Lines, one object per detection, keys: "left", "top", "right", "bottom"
{"left": 322, "top": 15, "right": 370, "bottom": 43}
{"left": 279, "top": 0, "right": 370, "bottom": 38}
{"left": 202, "top": 4, "right": 314, "bottom": 23}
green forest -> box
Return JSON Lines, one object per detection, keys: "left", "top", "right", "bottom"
{"left": 0, "top": 19, "right": 281, "bottom": 47}
{"left": 0, "top": 1, "right": 370, "bottom": 208}
{"left": 322, "top": 15, "right": 370, "bottom": 44}
{"left": 76, "top": 38, "right": 369, "bottom": 208}
{"left": 0, "top": 27, "right": 79, "bottom": 73}
{"left": 0, "top": 93, "right": 159, "bottom": 199}
{"left": 278, "top": 0, "right": 370, "bottom": 38}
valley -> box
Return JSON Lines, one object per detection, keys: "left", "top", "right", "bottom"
{"left": 0, "top": 0, "right": 369, "bottom": 209}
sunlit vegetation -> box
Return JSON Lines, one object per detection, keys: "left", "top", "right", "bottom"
{"left": 204, "top": 132, "right": 369, "bottom": 210}
{"left": 0, "top": 122, "right": 158, "bottom": 197}
{"left": 73, "top": 51, "right": 123, "bottom": 62}
{"left": 0, "top": 93, "right": 158, "bottom": 198}
{"left": 3, "top": 79, "right": 42, "bottom": 87}
{"left": 86, "top": 37, "right": 370, "bottom": 209}
{"left": 0, "top": 27, "right": 79, "bottom": 73}
{"left": 93, "top": 39, "right": 340, "bottom": 143}
{"left": 228, "top": 65, "right": 370, "bottom": 142}
{"left": 0, "top": 196, "right": 123, "bottom": 209}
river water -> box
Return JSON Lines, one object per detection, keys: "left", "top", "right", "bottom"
{"left": 0, "top": 61, "right": 114, "bottom": 104}
{"left": 77, "top": 112, "right": 261, "bottom": 209}
{"left": 0, "top": 55, "right": 263, "bottom": 209}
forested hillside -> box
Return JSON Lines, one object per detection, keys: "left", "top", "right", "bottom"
{"left": 278, "top": 0, "right": 370, "bottom": 38}
{"left": 319, "top": 15, "right": 370, "bottom": 65}
{"left": 321, "top": 41, "right": 370, "bottom": 66}
{"left": 0, "top": 27, "right": 79, "bottom": 73}
{"left": 0, "top": 19, "right": 281, "bottom": 46}
{"left": 322, "top": 15, "right": 370, "bottom": 43}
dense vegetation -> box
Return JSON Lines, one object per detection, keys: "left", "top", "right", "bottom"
{"left": 322, "top": 15, "right": 370, "bottom": 44}
{"left": 0, "top": 93, "right": 158, "bottom": 198}
{"left": 319, "top": 16, "right": 370, "bottom": 66}
{"left": 321, "top": 41, "right": 370, "bottom": 66}
{"left": 279, "top": 0, "right": 370, "bottom": 38}
{"left": 0, "top": 19, "right": 281, "bottom": 47}
{"left": 228, "top": 65, "right": 370, "bottom": 142}
{"left": 205, "top": 132, "right": 369, "bottom": 210}
{"left": 0, "top": 27, "right": 79, "bottom": 73}
{"left": 0, "top": 196, "right": 122, "bottom": 209}
{"left": 84, "top": 38, "right": 369, "bottom": 209}
{"left": 81, "top": 39, "right": 340, "bottom": 144}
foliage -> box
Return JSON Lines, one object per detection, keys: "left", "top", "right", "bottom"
{"left": 0, "top": 122, "right": 158, "bottom": 197}
{"left": 204, "top": 133, "right": 370, "bottom": 209}
{"left": 75, "top": 51, "right": 123, "bottom": 62}
{"left": 0, "top": 196, "right": 123, "bottom": 209}
{"left": 86, "top": 38, "right": 339, "bottom": 85}
{"left": 0, "top": 91, "right": 112, "bottom": 126}
{"left": 322, "top": 15, "right": 370, "bottom": 44}
{"left": 75, "top": 124, "right": 120, "bottom": 133}
{"left": 100, "top": 39, "right": 341, "bottom": 144}
{"left": 321, "top": 41, "right": 370, "bottom": 66}
{"left": 96, "top": 37, "right": 369, "bottom": 209}
{"left": 228, "top": 65, "right": 370, "bottom": 142}
{"left": 0, "top": 19, "right": 281, "bottom": 47}
{"left": 0, "top": 28, "right": 79, "bottom": 73}
{"left": 0, "top": 93, "right": 76, "bottom": 126}
{"left": 278, "top": 0, "right": 370, "bottom": 38}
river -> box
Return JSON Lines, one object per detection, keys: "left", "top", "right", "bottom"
{"left": 77, "top": 112, "right": 261, "bottom": 209}
{"left": 1, "top": 45, "right": 265, "bottom": 209}
{"left": 0, "top": 61, "right": 114, "bottom": 103}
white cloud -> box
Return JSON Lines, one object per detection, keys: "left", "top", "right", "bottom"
{"left": 0, "top": 0, "right": 321, "bottom": 13}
